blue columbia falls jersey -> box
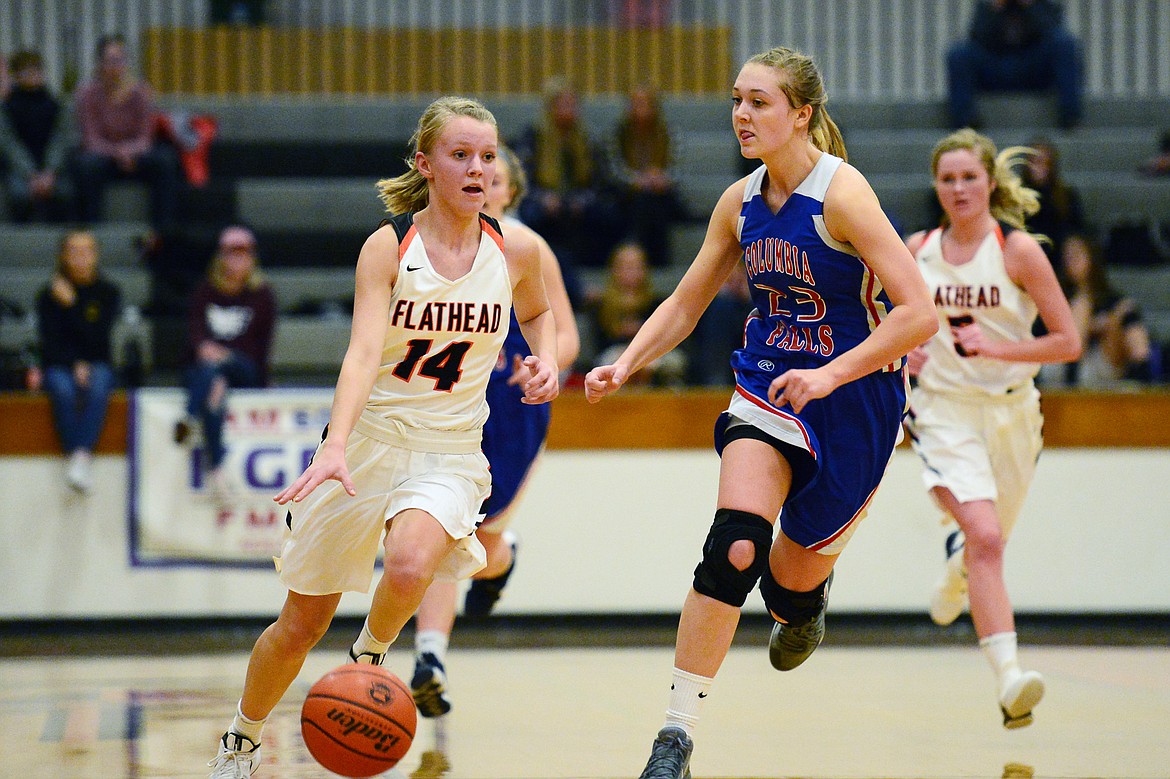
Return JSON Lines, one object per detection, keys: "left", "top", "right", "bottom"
{"left": 735, "top": 154, "right": 901, "bottom": 375}
{"left": 720, "top": 153, "right": 907, "bottom": 552}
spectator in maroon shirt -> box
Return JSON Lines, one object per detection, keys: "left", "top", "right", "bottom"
{"left": 72, "top": 34, "right": 181, "bottom": 228}
{"left": 173, "top": 226, "right": 276, "bottom": 496}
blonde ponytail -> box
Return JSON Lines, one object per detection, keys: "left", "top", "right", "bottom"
{"left": 748, "top": 46, "right": 847, "bottom": 162}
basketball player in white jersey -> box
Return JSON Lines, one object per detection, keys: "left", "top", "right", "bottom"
{"left": 207, "top": 96, "right": 559, "bottom": 778}
{"left": 408, "top": 143, "right": 579, "bottom": 719}
{"left": 905, "top": 128, "right": 1080, "bottom": 730}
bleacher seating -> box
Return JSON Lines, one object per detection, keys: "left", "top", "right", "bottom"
{"left": 3, "top": 92, "right": 1169, "bottom": 383}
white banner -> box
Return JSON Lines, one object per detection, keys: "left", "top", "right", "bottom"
{"left": 130, "top": 387, "right": 335, "bottom": 565}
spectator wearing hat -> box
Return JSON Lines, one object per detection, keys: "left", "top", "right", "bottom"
{"left": 173, "top": 226, "right": 276, "bottom": 502}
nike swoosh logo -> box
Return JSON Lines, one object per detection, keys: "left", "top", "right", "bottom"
{"left": 697, "top": 692, "right": 707, "bottom": 698}
{"left": 405, "top": 264, "right": 422, "bottom": 271}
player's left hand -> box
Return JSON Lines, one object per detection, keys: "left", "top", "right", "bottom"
{"left": 515, "top": 354, "right": 558, "bottom": 404}
{"left": 768, "top": 367, "right": 837, "bottom": 413}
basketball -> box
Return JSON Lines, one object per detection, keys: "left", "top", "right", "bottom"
{"left": 301, "top": 664, "right": 416, "bottom": 777}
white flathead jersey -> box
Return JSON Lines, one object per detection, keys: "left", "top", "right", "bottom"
{"left": 360, "top": 212, "right": 511, "bottom": 451}
{"left": 914, "top": 222, "right": 1039, "bottom": 397}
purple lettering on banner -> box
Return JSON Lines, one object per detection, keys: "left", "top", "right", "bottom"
{"left": 246, "top": 447, "right": 285, "bottom": 490}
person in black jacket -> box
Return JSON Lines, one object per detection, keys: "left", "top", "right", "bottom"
{"left": 946, "top": 0, "right": 1082, "bottom": 130}
{"left": 0, "top": 50, "right": 74, "bottom": 221}
{"left": 35, "top": 229, "right": 121, "bottom": 492}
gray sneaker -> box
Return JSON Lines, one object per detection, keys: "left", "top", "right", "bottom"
{"left": 638, "top": 726, "right": 693, "bottom": 779}
{"left": 768, "top": 571, "right": 833, "bottom": 671}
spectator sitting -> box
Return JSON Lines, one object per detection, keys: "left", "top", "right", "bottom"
{"left": 687, "top": 269, "right": 754, "bottom": 387}
{"left": 516, "top": 76, "right": 624, "bottom": 268}
{"left": 72, "top": 34, "right": 181, "bottom": 228}
{"left": 590, "top": 241, "right": 685, "bottom": 385}
{"left": 0, "top": 50, "right": 74, "bottom": 222}
{"left": 30, "top": 229, "right": 121, "bottom": 492}
{"left": 612, "top": 84, "right": 688, "bottom": 267}
{"left": 1021, "top": 136, "right": 1085, "bottom": 268}
{"left": 173, "top": 226, "right": 276, "bottom": 502}
{"left": 1055, "top": 233, "right": 1156, "bottom": 386}
{"left": 946, "top": 0, "right": 1082, "bottom": 130}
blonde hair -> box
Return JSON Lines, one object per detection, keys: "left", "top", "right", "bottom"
{"left": 377, "top": 96, "right": 498, "bottom": 215}
{"left": 930, "top": 128, "right": 1041, "bottom": 233}
{"left": 747, "top": 47, "right": 847, "bottom": 161}
{"left": 497, "top": 142, "right": 527, "bottom": 211}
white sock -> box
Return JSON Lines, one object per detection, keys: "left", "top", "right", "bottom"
{"left": 230, "top": 700, "right": 265, "bottom": 744}
{"left": 415, "top": 629, "right": 449, "bottom": 661}
{"left": 663, "top": 668, "right": 713, "bottom": 737}
{"left": 351, "top": 618, "right": 395, "bottom": 661}
{"left": 980, "top": 631, "right": 1022, "bottom": 694}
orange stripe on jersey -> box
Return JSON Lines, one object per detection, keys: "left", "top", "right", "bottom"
{"left": 480, "top": 215, "right": 504, "bottom": 252}
{"left": 398, "top": 224, "right": 418, "bottom": 260}
{"left": 993, "top": 221, "right": 1006, "bottom": 249}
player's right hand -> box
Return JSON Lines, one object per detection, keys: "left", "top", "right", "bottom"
{"left": 584, "top": 363, "right": 629, "bottom": 403}
{"left": 274, "top": 447, "right": 356, "bottom": 504}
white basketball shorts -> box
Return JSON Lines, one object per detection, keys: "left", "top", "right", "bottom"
{"left": 277, "top": 430, "right": 491, "bottom": 595}
{"left": 907, "top": 386, "right": 1043, "bottom": 537}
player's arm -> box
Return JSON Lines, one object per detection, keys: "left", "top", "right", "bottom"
{"left": 275, "top": 225, "right": 399, "bottom": 503}
{"left": 506, "top": 227, "right": 559, "bottom": 404}
{"left": 812, "top": 165, "right": 938, "bottom": 383}
{"left": 902, "top": 229, "right": 934, "bottom": 376}
{"left": 532, "top": 229, "right": 580, "bottom": 367}
{"left": 967, "top": 230, "right": 1081, "bottom": 364}
{"left": 585, "top": 180, "right": 745, "bottom": 401}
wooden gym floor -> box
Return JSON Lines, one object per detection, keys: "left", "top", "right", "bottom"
{"left": 2, "top": 616, "right": 1168, "bottom": 779}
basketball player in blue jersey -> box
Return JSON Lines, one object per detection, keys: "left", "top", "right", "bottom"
{"left": 905, "top": 129, "right": 1080, "bottom": 730}
{"left": 207, "top": 96, "right": 559, "bottom": 779}
{"left": 409, "top": 144, "right": 579, "bottom": 719}
{"left": 586, "top": 47, "right": 937, "bottom": 778}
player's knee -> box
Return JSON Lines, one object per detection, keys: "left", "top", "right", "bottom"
{"left": 760, "top": 573, "right": 830, "bottom": 628}
{"left": 727, "top": 538, "right": 757, "bottom": 571}
{"left": 380, "top": 547, "right": 433, "bottom": 592}
{"left": 692, "top": 509, "right": 774, "bottom": 608}
{"left": 278, "top": 612, "right": 332, "bottom": 653}
{"left": 962, "top": 519, "right": 1005, "bottom": 561}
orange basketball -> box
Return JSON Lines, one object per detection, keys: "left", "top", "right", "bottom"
{"left": 301, "top": 664, "right": 416, "bottom": 777}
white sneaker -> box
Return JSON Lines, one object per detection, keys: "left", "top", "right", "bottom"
{"left": 207, "top": 468, "right": 243, "bottom": 508}
{"left": 66, "top": 450, "right": 92, "bottom": 493}
{"left": 208, "top": 732, "right": 261, "bottom": 778}
{"left": 930, "top": 530, "right": 968, "bottom": 626}
{"left": 999, "top": 670, "right": 1045, "bottom": 729}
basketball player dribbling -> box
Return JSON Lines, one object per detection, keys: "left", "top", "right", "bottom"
{"left": 585, "top": 46, "right": 938, "bottom": 778}
{"left": 905, "top": 128, "right": 1081, "bottom": 730}
{"left": 408, "top": 143, "right": 579, "bottom": 719}
{"left": 207, "top": 95, "right": 559, "bottom": 779}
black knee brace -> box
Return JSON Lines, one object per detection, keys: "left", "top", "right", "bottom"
{"left": 759, "top": 571, "right": 832, "bottom": 628}
{"left": 692, "top": 509, "right": 774, "bottom": 607}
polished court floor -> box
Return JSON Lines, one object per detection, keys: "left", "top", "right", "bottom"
{"left": 3, "top": 631, "right": 1168, "bottom": 779}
